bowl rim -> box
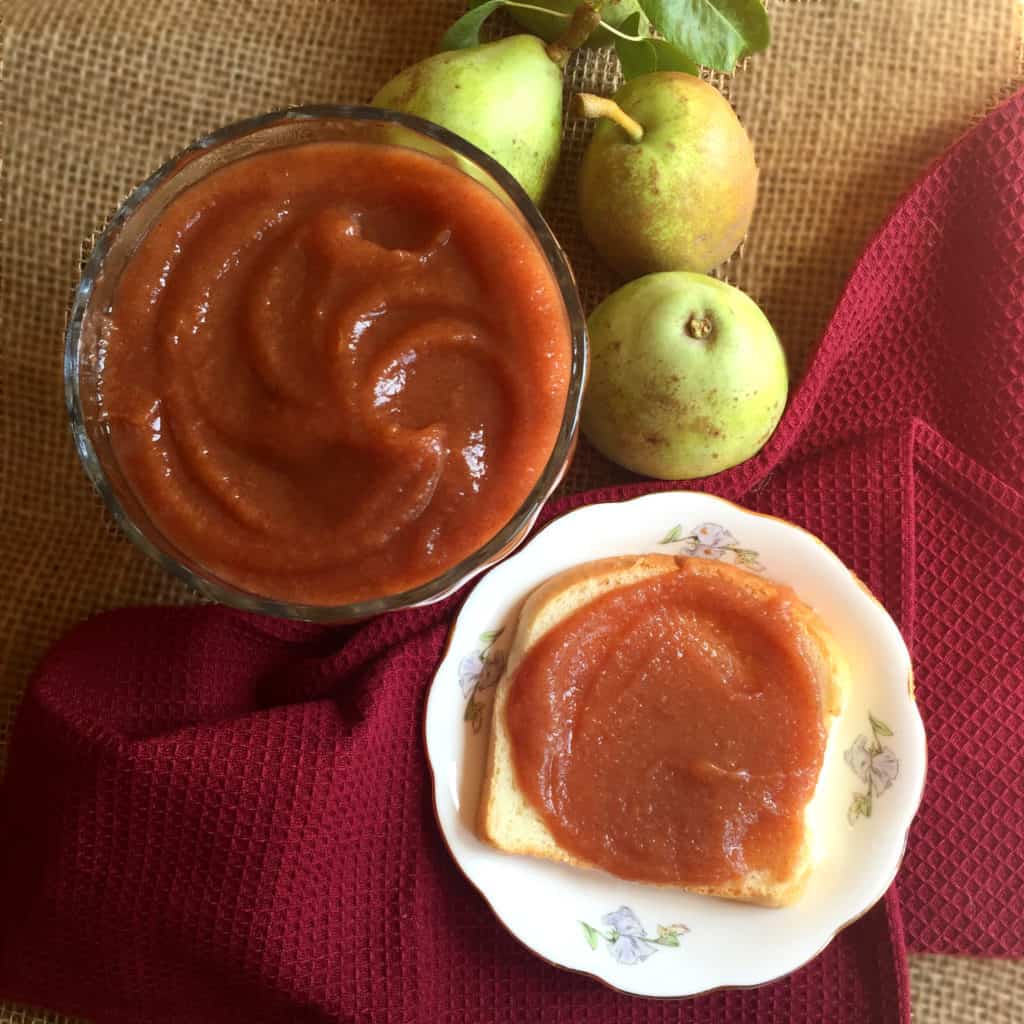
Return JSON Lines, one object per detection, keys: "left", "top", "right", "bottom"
{"left": 64, "top": 104, "right": 588, "bottom": 622}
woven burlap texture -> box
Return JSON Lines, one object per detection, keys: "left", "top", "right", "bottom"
{"left": 2, "top": 1, "right": 1022, "bottom": 1021}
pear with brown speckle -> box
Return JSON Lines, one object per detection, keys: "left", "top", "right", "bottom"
{"left": 576, "top": 73, "right": 758, "bottom": 278}
{"left": 583, "top": 272, "right": 787, "bottom": 480}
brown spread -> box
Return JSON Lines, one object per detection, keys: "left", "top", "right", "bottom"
{"left": 505, "top": 559, "right": 830, "bottom": 887}
{"left": 99, "top": 140, "right": 571, "bottom": 604}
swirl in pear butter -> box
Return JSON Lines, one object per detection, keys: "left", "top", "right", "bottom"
{"left": 99, "top": 141, "right": 571, "bottom": 604}
{"left": 479, "top": 556, "right": 847, "bottom": 906}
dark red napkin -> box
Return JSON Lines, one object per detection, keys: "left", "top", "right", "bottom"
{"left": 2, "top": 89, "right": 1023, "bottom": 1024}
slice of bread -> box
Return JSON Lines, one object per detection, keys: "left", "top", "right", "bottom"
{"left": 477, "top": 554, "right": 847, "bottom": 907}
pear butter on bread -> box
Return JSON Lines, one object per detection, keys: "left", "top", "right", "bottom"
{"left": 478, "top": 554, "right": 847, "bottom": 907}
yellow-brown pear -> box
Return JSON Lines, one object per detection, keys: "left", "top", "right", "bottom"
{"left": 576, "top": 73, "right": 758, "bottom": 278}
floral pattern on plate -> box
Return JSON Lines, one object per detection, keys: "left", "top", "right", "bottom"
{"left": 845, "top": 712, "right": 899, "bottom": 824}
{"left": 581, "top": 906, "right": 690, "bottom": 965}
{"left": 459, "top": 628, "right": 506, "bottom": 733}
{"left": 659, "top": 521, "right": 765, "bottom": 572}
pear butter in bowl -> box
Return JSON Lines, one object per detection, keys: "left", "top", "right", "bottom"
{"left": 66, "top": 107, "right": 587, "bottom": 621}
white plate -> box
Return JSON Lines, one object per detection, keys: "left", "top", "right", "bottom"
{"left": 424, "top": 491, "right": 926, "bottom": 997}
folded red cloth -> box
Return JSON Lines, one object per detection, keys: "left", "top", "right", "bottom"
{"left": 2, "top": 89, "right": 1023, "bottom": 1024}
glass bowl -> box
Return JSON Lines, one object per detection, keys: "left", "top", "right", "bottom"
{"left": 65, "top": 105, "right": 588, "bottom": 623}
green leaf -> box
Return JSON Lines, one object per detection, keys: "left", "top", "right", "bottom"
{"left": 733, "top": 548, "right": 762, "bottom": 569}
{"left": 614, "top": 14, "right": 700, "bottom": 80}
{"left": 613, "top": 13, "right": 657, "bottom": 80}
{"left": 852, "top": 790, "right": 872, "bottom": 817}
{"left": 659, "top": 524, "right": 684, "bottom": 544}
{"left": 648, "top": 39, "right": 700, "bottom": 75}
{"left": 614, "top": 37, "right": 657, "bottom": 81}
{"left": 848, "top": 792, "right": 869, "bottom": 825}
{"left": 480, "top": 627, "right": 505, "bottom": 645}
{"left": 869, "top": 712, "right": 894, "bottom": 737}
{"left": 655, "top": 925, "right": 680, "bottom": 946}
{"left": 581, "top": 921, "right": 600, "bottom": 949}
{"left": 441, "top": 0, "right": 506, "bottom": 50}
{"left": 638, "top": 0, "right": 770, "bottom": 72}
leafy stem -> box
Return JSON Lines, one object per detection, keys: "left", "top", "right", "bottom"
{"left": 479, "top": 628, "right": 504, "bottom": 657}
{"left": 581, "top": 918, "right": 689, "bottom": 954}
{"left": 462, "top": 628, "right": 505, "bottom": 733}
{"left": 862, "top": 718, "right": 889, "bottom": 762}
{"left": 869, "top": 712, "right": 894, "bottom": 742}
{"left": 446, "top": 0, "right": 771, "bottom": 75}
{"left": 847, "top": 712, "right": 897, "bottom": 824}
{"left": 445, "top": 0, "right": 598, "bottom": 52}
{"left": 589, "top": 21, "right": 648, "bottom": 43}
{"left": 463, "top": 691, "right": 485, "bottom": 731}
{"left": 491, "top": 0, "right": 648, "bottom": 40}
{"left": 502, "top": 0, "right": 571, "bottom": 18}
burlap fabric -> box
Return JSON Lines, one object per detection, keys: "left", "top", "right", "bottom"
{"left": 1, "top": 1, "right": 1021, "bottom": 1020}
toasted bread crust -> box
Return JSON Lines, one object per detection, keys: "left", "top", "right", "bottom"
{"left": 477, "top": 555, "right": 848, "bottom": 907}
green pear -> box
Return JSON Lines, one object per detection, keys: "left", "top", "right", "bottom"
{"left": 576, "top": 73, "right": 758, "bottom": 277}
{"left": 509, "top": 0, "right": 651, "bottom": 48}
{"left": 372, "top": 36, "right": 563, "bottom": 204}
{"left": 582, "top": 272, "right": 787, "bottom": 480}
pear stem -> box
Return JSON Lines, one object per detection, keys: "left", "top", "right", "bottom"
{"left": 573, "top": 93, "right": 645, "bottom": 142}
{"left": 544, "top": 3, "right": 603, "bottom": 67}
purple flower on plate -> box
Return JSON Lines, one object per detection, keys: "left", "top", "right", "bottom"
{"left": 683, "top": 522, "right": 736, "bottom": 558}
{"left": 845, "top": 736, "right": 899, "bottom": 793}
{"left": 458, "top": 652, "right": 486, "bottom": 698}
{"left": 608, "top": 932, "right": 656, "bottom": 965}
{"left": 845, "top": 735, "right": 874, "bottom": 782}
{"left": 870, "top": 746, "right": 900, "bottom": 793}
{"left": 581, "top": 907, "right": 689, "bottom": 964}
{"left": 660, "top": 521, "right": 764, "bottom": 571}
{"left": 458, "top": 633, "right": 506, "bottom": 698}
{"left": 845, "top": 713, "right": 899, "bottom": 823}
{"left": 459, "top": 629, "right": 507, "bottom": 732}
{"left": 602, "top": 906, "right": 646, "bottom": 936}
{"left": 602, "top": 907, "right": 654, "bottom": 964}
